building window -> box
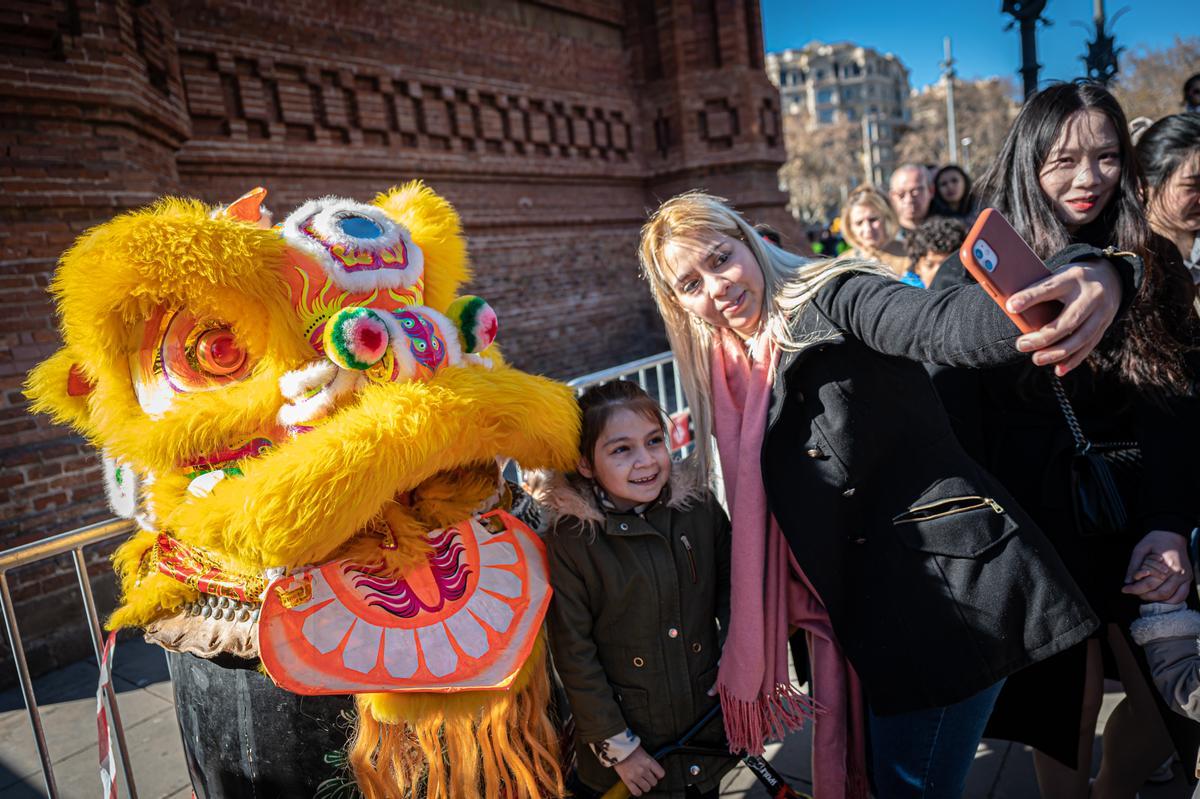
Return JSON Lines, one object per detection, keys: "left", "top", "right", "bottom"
{"left": 816, "top": 88, "right": 834, "bottom": 104}
{"left": 815, "top": 69, "right": 825, "bottom": 80}
{"left": 818, "top": 108, "right": 835, "bottom": 124}
{"left": 845, "top": 108, "right": 858, "bottom": 122}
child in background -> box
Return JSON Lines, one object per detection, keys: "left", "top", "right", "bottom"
{"left": 534, "top": 380, "right": 732, "bottom": 798}
{"left": 904, "top": 215, "right": 967, "bottom": 288}
{"left": 1130, "top": 551, "right": 1200, "bottom": 793}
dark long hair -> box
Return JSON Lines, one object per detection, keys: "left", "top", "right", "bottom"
{"left": 930, "top": 164, "right": 973, "bottom": 217}
{"left": 976, "top": 81, "right": 1196, "bottom": 397}
{"left": 1137, "top": 112, "right": 1200, "bottom": 196}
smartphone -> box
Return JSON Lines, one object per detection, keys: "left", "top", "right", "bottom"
{"left": 960, "top": 208, "right": 1061, "bottom": 334}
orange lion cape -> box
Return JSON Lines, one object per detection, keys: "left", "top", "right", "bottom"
{"left": 26, "top": 183, "right": 580, "bottom": 798}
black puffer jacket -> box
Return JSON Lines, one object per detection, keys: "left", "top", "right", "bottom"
{"left": 762, "top": 272, "right": 1099, "bottom": 715}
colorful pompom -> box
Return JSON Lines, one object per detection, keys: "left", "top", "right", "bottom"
{"left": 323, "top": 307, "right": 391, "bottom": 370}
{"left": 445, "top": 295, "right": 498, "bottom": 354}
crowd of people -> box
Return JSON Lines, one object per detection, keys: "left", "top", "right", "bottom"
{"left": 539, "top": 77, "right": 1200, "bottom": 799}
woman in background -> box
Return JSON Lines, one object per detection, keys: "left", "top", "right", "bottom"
{"left": 930, "top": 164, "right": 975, "bottom": 220}
{"left": 1137, "top": 113, "right": 1200, "bottom": 291}
{"left": 838, "top": 185, "right": 908, "bottom": 276}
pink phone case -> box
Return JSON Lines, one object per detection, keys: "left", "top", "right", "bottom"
{"left": 960, "top": 208, "right": 1060, "bottom": 334}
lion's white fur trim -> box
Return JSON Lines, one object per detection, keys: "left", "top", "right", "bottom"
{"left": 280, "top": 197, "right": 424, "bottom": 293}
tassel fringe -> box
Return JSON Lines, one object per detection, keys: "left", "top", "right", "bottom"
{"left": 349, "top": 635, "right": 564, "bottom": 799}
{"left": 718, "top": 681, "right": 821, "bottom": 756}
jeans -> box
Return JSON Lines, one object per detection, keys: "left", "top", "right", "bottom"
{"left": 868, "top": 678, "right": 1006, "bottom": 799}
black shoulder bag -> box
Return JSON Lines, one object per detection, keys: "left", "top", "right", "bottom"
{"left": 1051, "top": 375, "right": 1142, "bottom": 537}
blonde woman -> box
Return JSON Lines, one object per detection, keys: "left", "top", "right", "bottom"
{"left": 637, "top": 191, "right": 1136, "bottom": 799}
{"left": 839, "top": 185, "right": 909, "bottom": 276}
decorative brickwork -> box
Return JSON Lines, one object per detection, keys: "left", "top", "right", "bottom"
{"left": 0, "top": 0, "right": 789, "bottom": 682}
{"left": 177, "top": 46, "right": 636, "bottom": 162}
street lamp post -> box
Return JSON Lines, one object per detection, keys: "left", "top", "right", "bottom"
{"left": 1083, "top": 0, "right": 1124, "bottom": 85}
{"left": 942, "top": 37, "right": 958, "bottom": 164}
{"left": 1003, "top": 0, "right": 1049, "bottom": 101}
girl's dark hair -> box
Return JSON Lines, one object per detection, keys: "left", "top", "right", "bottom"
{"left": 1136, "top": 112, "right": 1200, "bottom": 194}
{"left": 930, "top": 164, "right": 973, "bottom": 217}
{"left": 577, "top": 380, "right": 668, "bottom": 467}
{"left": 976, "top": 80, "right": 1196, "bottom": 397}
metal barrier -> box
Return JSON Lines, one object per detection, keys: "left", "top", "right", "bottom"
{"left": 0, "top": 518, "right": 139, "bottom": 799}
{"left": 0, "top": 351, "right": 689, "bottom": 798}
{"left": 566, "top": 351, "right": 694, "bottom": 458}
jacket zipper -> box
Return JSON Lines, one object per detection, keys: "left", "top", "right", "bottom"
{"left": 892, "top": 495, "right": 1004, "bottom": 524}
{"left": 680, "top": 535, "right": 698, "bottom": 583}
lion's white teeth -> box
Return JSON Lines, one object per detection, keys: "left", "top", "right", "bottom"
{"left": 188, "top": 470, "right": 227, "bottom": 498}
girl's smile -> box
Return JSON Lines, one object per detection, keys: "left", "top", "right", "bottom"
{"left": 578, "top": 407, "right": 672, "bottom": 511}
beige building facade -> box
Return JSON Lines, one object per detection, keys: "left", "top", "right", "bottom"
{"left": 767, "top": 41, "right": 911, "bottom": 182}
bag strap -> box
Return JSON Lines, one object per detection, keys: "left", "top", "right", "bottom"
{"left": 1050, "top": 374, "right": 1093, "bottom": 454}
{"left": 1050, "top": 374, "right": 1138, "bottom": 454}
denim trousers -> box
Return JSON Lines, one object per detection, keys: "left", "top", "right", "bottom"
{"left": 867, "top": 678, "right": 1006, "bottom": 799}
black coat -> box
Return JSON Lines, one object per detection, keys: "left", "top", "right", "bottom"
{"left": 929, "top": 244, "right": 1197, "bottom": 607}
{"left": 762, "top": 272, "right": 1098, "bottom": 716}
{"left": 929, "top": 244, "right": 1200, "bottom": 766}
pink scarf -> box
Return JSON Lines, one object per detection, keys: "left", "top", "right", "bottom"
{"left": 711, "top": 329, "right": 869, "bottom": 799}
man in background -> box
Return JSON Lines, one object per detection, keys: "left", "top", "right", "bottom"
{"left": 888, "top": 163, "right": 933, "bottom": 238}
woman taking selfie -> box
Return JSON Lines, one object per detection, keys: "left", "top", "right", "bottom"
{"left": 931, "top": 82, "right": 1200, "bottom": 799}
{"left": 636, "top": 186, "right": 1134, "bottom": 797}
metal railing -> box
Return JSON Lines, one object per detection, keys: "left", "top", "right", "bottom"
{"left": 0, "top": 518, "right": 139, "bottom": 799}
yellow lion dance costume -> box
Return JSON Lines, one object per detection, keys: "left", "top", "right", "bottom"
{"left": 26, "top": 184, "right": 579, "bottom": 798}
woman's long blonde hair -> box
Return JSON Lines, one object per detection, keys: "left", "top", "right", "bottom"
{"left": 839, "top": 185, "right": 899, "bottom": 253}
{"left": 638, "top": 191, "right": 888, "bottom": 487}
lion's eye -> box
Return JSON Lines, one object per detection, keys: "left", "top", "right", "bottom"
{"left": 195, "top": 327, "right": 246, "bottom": 376}
{"left": 130, "top": 309, "right": 254, "bottom": 415}
{"left": 337, "top": 213, "right": 383, "bottom": 239}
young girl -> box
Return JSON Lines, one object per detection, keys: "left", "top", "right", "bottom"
{"left": 536, "top": 380, "right": 732, "bottom": 799}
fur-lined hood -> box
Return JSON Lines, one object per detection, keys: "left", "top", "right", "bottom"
{"left": 524, "top": 466, "right": 704, "bottom": 530}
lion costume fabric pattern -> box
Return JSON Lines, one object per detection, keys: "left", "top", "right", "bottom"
{"left": 26, "top": 183, "right": 580, "bottom": 799}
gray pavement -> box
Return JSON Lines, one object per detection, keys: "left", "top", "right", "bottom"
{"left": 0, "top": 637, "right": 1191, "bottom": 798}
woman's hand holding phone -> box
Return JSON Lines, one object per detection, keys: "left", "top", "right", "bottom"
{"left": 1009, "top": 258, "right": 1123, "bottom": 376}
{"left": 959, "top": 209, "right": 1123, "bottom": 376}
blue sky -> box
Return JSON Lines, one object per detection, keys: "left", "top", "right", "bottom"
{"left": 761, "top": 0, "right": 1198, "bottom": 93}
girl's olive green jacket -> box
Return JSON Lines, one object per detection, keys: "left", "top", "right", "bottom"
{"left": 532, "top": 471, "right": 733, "bottom": 797}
